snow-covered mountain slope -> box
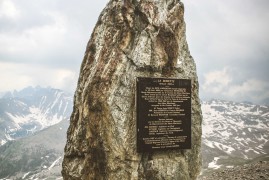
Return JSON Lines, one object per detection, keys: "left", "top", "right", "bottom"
{"left": 201, "top": 99, "right": 269, "bottom": 174}
{"left": 0, "top": 96, "right": 268, "bottom": 179}
{"left": 0, "top": 86, "right": 73, "bottom": 146}
{"left": 0, "top": 119, "right": 69, "bottom": 179}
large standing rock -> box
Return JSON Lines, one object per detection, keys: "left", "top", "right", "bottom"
{"left": 62, "top": 0, "right": 202, "bottom": 179}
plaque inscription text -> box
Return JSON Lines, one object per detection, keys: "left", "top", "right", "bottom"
{"left": 137, "top": 77, "right": 191, "bottom": 152}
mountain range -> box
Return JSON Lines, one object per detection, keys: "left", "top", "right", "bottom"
{"left": 201, "top": 99, "right": 269, "bottom": 176}
{"left": 0, "top": 87, "right": 268, "bottom": 179}
{"left": 0, "top": 86, "right": 72, "bottom": 146}
{"left": 0, "top": 86, "right": 72, "bottom": 179}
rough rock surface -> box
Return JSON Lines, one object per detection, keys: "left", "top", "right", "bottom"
{"left": 62, "top": 0, "right": 202, "bottom": 179}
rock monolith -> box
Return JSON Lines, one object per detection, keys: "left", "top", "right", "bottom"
{"left": 62, "top": 0, "right": 202, "bottom": 179}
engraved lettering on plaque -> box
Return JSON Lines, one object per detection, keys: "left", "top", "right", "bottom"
{"left": 137, "top": 77, "right": 191, "bottom": 152}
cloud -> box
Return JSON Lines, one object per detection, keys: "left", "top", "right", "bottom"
{"left": 0, "top": 3, "right": 69, "bottom": 66}
{"left": 202, "top": 67, "right": 269, "bottom": 103}
{"left": 0, "top": 0, "right": 20, "bottom": 19}
{"left": 0, "top": 0, "right": 109, "bottom": 67}
{"left": 0, "top": 0, "right": 108, "bottom": 93}
{"left": 203, "top": 68, "right": 232, "bottom": 94}
{"left": 0, "top": 11, "right": 67, "bottom": 56}
{"left": 183, "top": 0, "right": 269, "bottom": 103}
{"left": 0, "top": 62, "right": 78, "bottom": 93}
{"left": 227, "top": 79, "right": 269, "bottom": 103}
{"left": 184, "top": 0, "right": 269, "bottom": 66}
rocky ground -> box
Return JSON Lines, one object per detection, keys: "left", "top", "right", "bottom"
{"left": 199, "top": 161, "right": 269, "bottom": 180}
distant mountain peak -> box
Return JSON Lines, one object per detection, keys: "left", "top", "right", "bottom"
{"left": 0, "top": 86, "right": 73, "bottom": 146}
{"left": 3, "top": 86, "right": 70, "bottom": 99}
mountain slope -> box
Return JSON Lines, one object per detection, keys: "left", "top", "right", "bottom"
{"left": 201, "top": 99, "right": 269, "bottom": 175}
{"left": 0, "top": 119, "right": 69, "bottom": 179}
{"left": 0, "top": 86, "right": 73, "bottom": 145}
{"left": 0, "top": 95, "right": 268, "bottom": 179}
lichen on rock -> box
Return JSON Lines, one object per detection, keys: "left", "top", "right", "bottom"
{"left": 62, "top": 0, "right": 202, "bottom": 179}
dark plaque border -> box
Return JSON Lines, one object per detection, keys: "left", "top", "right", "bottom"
{"left": 136, "top": 77, "right": 192, "bottom": 152}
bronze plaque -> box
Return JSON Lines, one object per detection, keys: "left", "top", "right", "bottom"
{"left": 136, "top": 77, "right": 191, "bottom": 152}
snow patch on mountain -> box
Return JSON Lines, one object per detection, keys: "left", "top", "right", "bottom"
{"left": 0, "top": 86, "right": 73, "bottom": 146}
{"left": 208, "top": 157, "right": 221, "bottom": 169}
{"left": 49, "top": 156, "right": 62, "bottom": 170}
{"left": 202, "top": 99, "right": 269, "bottom": 172}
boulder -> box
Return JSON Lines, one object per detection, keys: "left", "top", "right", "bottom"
{"left": 62, "top": 0, "right": 202, "bottom": 179}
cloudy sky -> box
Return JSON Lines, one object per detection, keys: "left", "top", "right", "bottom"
{"left": 0, "top": 0, "right": 268, "bottom": 104}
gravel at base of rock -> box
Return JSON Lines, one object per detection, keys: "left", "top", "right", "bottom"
{"left": 199, "top": 161, "right": 269, "bottom": 180}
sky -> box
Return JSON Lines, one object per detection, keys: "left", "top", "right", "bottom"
{"left": 0, "top": 0, "right": 268, "bottom": 104}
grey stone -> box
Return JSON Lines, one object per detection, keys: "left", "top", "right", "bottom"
{"left": 62, "top": 0, "right": 202, "bottom": 179}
